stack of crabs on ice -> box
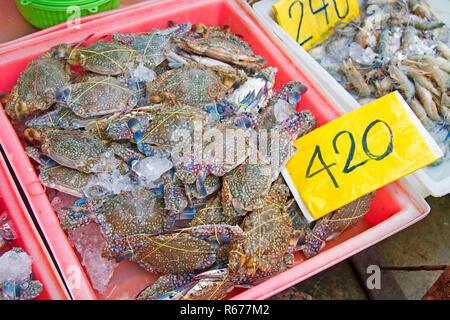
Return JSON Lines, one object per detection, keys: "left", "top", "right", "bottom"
{"left": 3, "top": 22, "right": 375, "bottom": 299}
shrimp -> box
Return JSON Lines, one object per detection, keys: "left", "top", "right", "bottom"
{"left": 409, "top": 98, "right": 436, "bottom": 131}
{"left": 389, "top": 63, "right": 415, "bottom": 102}
{"left": 401, "top": 25, "right": 418, "bottom": 49}
{"left": 398, "top": 15, "right": 444, "bottom": 30}
{"left": 408, "top": 0, "right": 434, "bottom": 18}
{"left": 405, "top": 59, "right": 449, "bottom": 93}
{"left": 436, "top": 41, "right": 450, "bottom": 60}
{"left": 405, "top": 66, "right": 441, "bottom": 96}
{"left": 414, "top": 80, "right": 442, "bottom": 121}
{"left": 341, "top": 59, "right": 374, "bottom": 97}
{"left": 410, "top": 55, "right": 450, "bottom": 73}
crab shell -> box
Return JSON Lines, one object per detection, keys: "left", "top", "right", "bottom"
{"left": 146, "top": 64, "right": 243, "bottom": 108}
{"left": 58, "top": 75, "right": 138, "bottom": 118}
{"left": 221, "top": 155, "right": 272, "bottom": 216}
{"left": 69, "top": 40, "right": 139, "bottom": 76}
{"left": 190, "top": 193, "right": 243, "bottom": 227}
{"left": 228, "top": 182, "right": 293, "bottom": 275}
{"left": 38, "top": 128, "right": 114, "bottom": 173}
{"left": 103, "top": 232, "right": 218, "bottom": 274}
{"left": 39, "top": 164, "right": 93, "bottom": 198}
{"left": 174, "top": 28, "right": 267, "bottom": 72}
{"left": 132, "top": 103, "right": 208, "bottom": 152}
{"left": 5, "top": 53, "right": 71, "bottom": 118}
{"left": 96, "top": 188, "right": 175, "bottom": 241}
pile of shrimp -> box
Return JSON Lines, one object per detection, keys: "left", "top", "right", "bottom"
{"left": 309, "top": 0, "right": 449, "bottom": 163}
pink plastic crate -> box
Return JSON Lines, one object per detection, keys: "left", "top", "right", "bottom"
{"left": 0, "top": 151, "right": 69, "bottom": 300}
{"left": 0, "top": 0, "right": 430, "bottom": 300}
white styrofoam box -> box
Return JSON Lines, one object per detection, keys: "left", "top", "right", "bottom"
{"left": 251, "top": 0, "right": 450, "bottom": 198}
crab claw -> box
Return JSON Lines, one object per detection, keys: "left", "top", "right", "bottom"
{"left": 15, "top": 101, "right": 30, "bottom": 120}
{"left": 191, "top": 23, "right": 208, "bottom": 36}
{"left": 0, "top": 223, "right": 17, "bottom": 242}
{"left": 205, "top": 102, "right": 234, "bottom": 120}
{"left": 0, "top": 92, "right": 10, "bottom": 105}
{"left": 281, "top": 81, "right": 308, "bottom": 106}
{"left": 51, "top": 43, "right": 73, "bottom": 59}
{"left": 1, "top": 282, "right": 22, "bottom": 300}
{"left": 223, "top": 73, "right": 241, "bottom": 89}
{"left": 147, "top": 92, "right": 165, "bottom": 104}
{"left": 167, "top": 20, "right": 178, "bottom": 28}
{"left": 116, "top": 250, "right": 133, "bottom": 263}
{"left": 128, "top": 118, "right": 155, "bottom": 156}
{"left": 24, "top": 127, "right": 42, "bottom": 144}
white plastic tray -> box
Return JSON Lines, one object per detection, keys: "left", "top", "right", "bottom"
{"left": 251, "top": 0, "right": 450, "bottom": 198}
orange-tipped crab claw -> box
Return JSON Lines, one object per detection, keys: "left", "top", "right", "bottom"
{"left": 24, "top": 127, "right": 42, "bottom": 144}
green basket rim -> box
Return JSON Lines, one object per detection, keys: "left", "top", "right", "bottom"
{"left": 26, "top": 0, "right": 99, "bottom": 6}
{"left": 18, "top": 0, "right": 114, "bottom": 9}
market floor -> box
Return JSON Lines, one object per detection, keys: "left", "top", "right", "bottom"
{"left": 1, "top": 0, "right": 448, "bottom": 301}
{"left": 271, "top": 195, "right": 449, "bottom": 300}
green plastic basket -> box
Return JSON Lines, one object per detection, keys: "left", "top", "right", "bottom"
{"left": 16, "top": 0, "right": 122, "bottom": 29}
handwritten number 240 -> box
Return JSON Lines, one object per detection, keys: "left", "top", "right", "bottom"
{"left": 288, "top": 0, "right": 350, "bottom": 46}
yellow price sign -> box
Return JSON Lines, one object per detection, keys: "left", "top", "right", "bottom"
{"left": 272, "top": 0, "right": 360, "bottom": 50}
{"left": 282, "top": 92, "right": 443, "bottom": 221}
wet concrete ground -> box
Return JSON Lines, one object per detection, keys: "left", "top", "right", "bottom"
{"left": 271, "top": 195, "right": 449, "bottom": 300}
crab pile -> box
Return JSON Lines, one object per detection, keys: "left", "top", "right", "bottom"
{"left": 3, "top": 22, "right": 375, "bottom": 299}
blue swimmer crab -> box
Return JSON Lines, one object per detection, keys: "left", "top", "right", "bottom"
{"left": 136, "top": 260, "right": 291, "bottom": 300}
{"left": 24, "top": 127, "right": 116, "bottom": 173}
{"left": 302, "top": 192, "right": 376, "bottom": 258}
{"left": 112, "top": 23, "right": 192, "bottom": 68}
{"left": 60, "top": 188, "right": 176, "bottom": 243}
{"left": 146, "top": 63, "right": 246, "bottom": 112}
{"left": 173, "top": 25, "right": 267, "bottom": 72}
{"left": 190, "top": 193, "right": 243, "bottom": 228}
{"left": 256, "top": 81, "right": 316, "bottom": 180}
{"left": 102, "top": 224, "right": 243, "bottom": 274}
{"left": 55, "top": 39, "right": 141, "bottom": 76}
{"left": 127, "top": 103, "right": 209, "bottom": 155}
{"left": 221, "top": 154, "right": 272, "bottom": 217}
{"left": 228, "top": 180, "right": 295, "bottom": 275}
{"left": 55, "top": 74, "right": 138, "bottom": 118}
{"left": 4, "top": 46, "right": 72, "bottom": 119}
{"left": 25, "top": 105, "right": 107, "bottom": 131}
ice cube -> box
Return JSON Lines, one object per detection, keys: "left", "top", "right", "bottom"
{"left": 273, "top": 99, "right": 296, "bottom": 122}
{"left": 132, "top": 156, "right": 173, "bottom": 182}
{"left": 0, "top": 248, "right": 33, "bottom": 282}
{"left": 68, "top": 223, "right": 117, "bottom": 294}
{"left": 132, "top": 63, "right": 156, "bottom": 82}
{"left": 349, "top": 43, "right": 377, "bottom": 66}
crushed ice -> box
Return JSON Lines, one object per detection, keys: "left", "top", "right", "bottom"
{"left": 68, "top": 223, "right": 117, "bottom": 294}
{"left": 0, "top": 249, "right": 33, "bottom": 282}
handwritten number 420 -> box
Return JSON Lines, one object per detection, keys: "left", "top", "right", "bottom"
{"left": 288, "top": 0, "right": 350, "bottom": 46}
{"left": 305, "top": 120, "right": 394, "bottom": 188}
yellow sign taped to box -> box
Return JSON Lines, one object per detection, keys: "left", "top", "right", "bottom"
{"left": 282, "top": 91, "right": 443, "bottom": 221}
{"left": 272, "top": 0, "right": 360, "bottom": 50}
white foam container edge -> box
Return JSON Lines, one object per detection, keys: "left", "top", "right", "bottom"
{"left": 249, "top": 0, "right": 450, "bottom": 198}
